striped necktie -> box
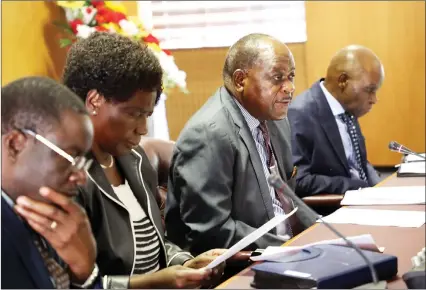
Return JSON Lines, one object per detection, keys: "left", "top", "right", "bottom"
{"left": 338, "top": 112, "right": 368, "bottom": 181}
{"left": 34, "top": 238, "right": 70, "bottom": 289}
{"left": 259, "top": 121, "right": 298, "bottom": 237}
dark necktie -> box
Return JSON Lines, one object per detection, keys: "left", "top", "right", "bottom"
{"left": 338, "top": 112, "right": 368, "bottom": 181}
{"left": 34, "top": 238, "right": 70, "bottom": 289}
{"left": 259, "top": 121, "right": 301, "bottom": 237}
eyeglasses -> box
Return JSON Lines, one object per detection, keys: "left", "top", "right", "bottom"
{"left": 21, "top": 129, "right": 93, "bottom": 171}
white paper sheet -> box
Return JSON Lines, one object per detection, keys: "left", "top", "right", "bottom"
{"left": 399, "top": 162, "right": 426, "bottom": 174}
{"left": 205, "top": 207, "right": 298, "bottom": 269}
{"left": 251, "top": 234, "right": 383, "bottom": 262}
{"left": 317, "top": 208, "right": 426, "bottom": 228}
{"left": 341, "top": 186, "right": 426, "bottom": 205}
{"left": 405, "top": 153, "right": 426, "bottom": 162}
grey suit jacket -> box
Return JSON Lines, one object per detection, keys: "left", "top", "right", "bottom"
{"left": 165, "top": 87, "right": 313, "bottom": 255}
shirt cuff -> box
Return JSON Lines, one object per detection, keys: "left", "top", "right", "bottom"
{"left": 72, "top": 264, "right": 100, "bottom": 289}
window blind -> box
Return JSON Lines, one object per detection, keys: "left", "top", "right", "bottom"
{"left": 138, "top": 1, "right": 307, "bottom": 49}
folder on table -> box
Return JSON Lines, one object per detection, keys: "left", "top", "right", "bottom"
{"left": 251, "top": 244, "right": 397, "bottom": 289}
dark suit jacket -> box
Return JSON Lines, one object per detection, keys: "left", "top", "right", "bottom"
{"left": 1, "top": 197, "right": 55, "bottom": 289}
{"left": 287, "top": 79, "right": 380, "bottom": 197}
{"left": 165, "top": 87, "right": 313, "bottom": 255}
{"left": 77, "top": 147, "right": 193, "bottom": 288}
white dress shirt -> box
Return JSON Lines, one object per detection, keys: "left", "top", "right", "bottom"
{"left": 319, "top": 81, "right": 361, "bottom": 180}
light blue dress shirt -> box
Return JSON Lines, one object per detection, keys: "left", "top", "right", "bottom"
{"left": 234, "top": 99, "right": 292, "bottom": 239}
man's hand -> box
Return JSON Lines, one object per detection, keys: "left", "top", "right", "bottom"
{"left": 129, "top": 265, "right": 212, "bottom": 289}
{"left": 15, "top": 187, "right": 96, "bottom": 283}
{"left": 183, "top": 249, "right": 227, "bottom": 287}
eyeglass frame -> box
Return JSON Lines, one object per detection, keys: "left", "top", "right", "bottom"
{"left": 21, "top": 129, "right": 93, "bottom": 172}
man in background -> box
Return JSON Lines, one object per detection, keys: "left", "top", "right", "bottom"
{"left": 288, "top": 45, "right": 383, "bottom": 197}
{"left": 1, "top": 76, "right": 100, "bottom": 288}
{"left": 166, "top": 33, "right": 313, "bottom": 256}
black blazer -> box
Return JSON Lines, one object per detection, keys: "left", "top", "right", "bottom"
{"left": 287, "top": 79, "right": 380, "bottom": 197}
{"left": 1, "top": 197, "right": 55, "bottom": 289}
{"left": 77, "top": 147, "right": 193, "bottom": 288}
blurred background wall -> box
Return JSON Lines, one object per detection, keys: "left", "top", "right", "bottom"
{"left": 2, "top": 1, "right": 424, "bottom": 166}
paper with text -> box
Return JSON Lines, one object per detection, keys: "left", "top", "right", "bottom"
{"left": 205, "top": 207, "right": 298, "bottom": 269}
{"left": 317, "top": 208, "right": 425, "bottom": 228}
{"left": 341, "top": 186, "right": 426, "bottom": 205}
{"left": 251, "top": 234, "right": 383, "bottom": 262}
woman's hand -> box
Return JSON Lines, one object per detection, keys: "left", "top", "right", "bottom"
{"left": 129, "top": 265, "right": 212, "bottom": 289}
{"left": 183, "top": 249, "right": 227, "bottom": 287}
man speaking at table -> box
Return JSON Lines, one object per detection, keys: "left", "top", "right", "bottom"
{"left": 166, "top": 33, "right": 313, "bottom": 256}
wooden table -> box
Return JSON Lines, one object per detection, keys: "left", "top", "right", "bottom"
{"left": 217, "top": 175, "right": 426, "bottom": 289}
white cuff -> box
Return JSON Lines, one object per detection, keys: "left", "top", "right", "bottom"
{"left": 72, "top": 264, "right": 99, "bottom": 289}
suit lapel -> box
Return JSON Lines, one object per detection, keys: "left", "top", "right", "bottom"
{"left": 86, "top": 153, "right": 126, "bottom": 209}
{"left": 1, "top": 198, "right": 54, "bottom": 289}
{"left": 220, "top": 87, "right": 275, "bottom": 219}
{"left": 313, "top": 82, "right": 350, "bottom": 174}
{"left": 268, "top": 122, "right": 288, "bottom": 182}
{"left": 117, "top": 150, "right": 164, "bottom": 233}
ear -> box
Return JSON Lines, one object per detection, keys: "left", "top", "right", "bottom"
{"left": 232, "top": 69, "right": 247, "bottom": 93}
{"left": 338, "top": 73, "right": 349, "bottom": 91}
{"left": 86, "top": 90, "right": 105, "bottom": 116}
{"left": 2, "top": 130, "right": 29, "bottom": 162}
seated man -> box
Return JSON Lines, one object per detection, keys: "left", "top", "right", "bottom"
{"left": 1, "top": 77, "right": 100, "bottom": 288}
{"left": 166, "top": 33, "right": 313, "bottom": 255}
{"left": 287, "top": 45, "right": 383, "bottom": 197}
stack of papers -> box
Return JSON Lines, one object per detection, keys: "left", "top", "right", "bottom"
{"left": 399, "top": 162, "right": 425, "bottom": 175}
{"left": 251, "top": 234, "right": 384, "bottom": 262}
{"left": 318, "top": 208, "right": 425, "bottom": 228}
{"left": 405, "top": 153, "right": 426, "bottom": 162}
{"left": 341, "top": 186, "right": 426, "bottom": 205}
{"left": 398, "top": 153, "right": 425, "bottom": 176}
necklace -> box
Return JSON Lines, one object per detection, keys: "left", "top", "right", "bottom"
{"left": 100, "top": 155, "right": 114, "bottom": 169}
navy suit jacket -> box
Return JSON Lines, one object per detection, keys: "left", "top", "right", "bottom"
{"left": 1, "top": 197, "right": 55, "bottom": 289}
{"left": 287, "top": 80, "right": 380, "bottom": 197}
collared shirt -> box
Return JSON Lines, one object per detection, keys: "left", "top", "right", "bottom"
{"left": 234, "top": 99, "right": 291, "bottom": 238}
{"left": 2, "top": 190, "right": 15, "bottom": 208}
{"left": 319, "top": 81, "right": 361, "bottom": 179}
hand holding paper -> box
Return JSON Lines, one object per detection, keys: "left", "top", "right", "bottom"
{"left": 205, "top": 207, "right": 298, "bottom": 269}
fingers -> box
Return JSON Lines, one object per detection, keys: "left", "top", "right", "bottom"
{"left": 206, "top": 249, "right": 227, "bottom": 256}
{"left": 177, "top": 268, "right": 212, "bottom": 282}
{"left": 39, "top": 187, "right": 84, "bottom": 216}
{"left": 25, "top": 219, "right": 57, "bottom": 242}
{"left": 15, "top": 196, "right": 68, "bottom": 226}
{"left": 15, "top": 190, "right": 86, "bottom": 250}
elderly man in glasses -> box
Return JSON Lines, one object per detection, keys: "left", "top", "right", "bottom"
{"left": 1, "top": 76, "right": 101, "bottom": 289}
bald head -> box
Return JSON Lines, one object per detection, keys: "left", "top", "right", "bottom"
{"left": 223, "top": 33, "right": 292, "bottom": 84}
{"left": 324, "top": 45, "right": 384, "bottom": 118}
{"left": 326, "top": 45, "right": 383, "bottom": 81}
